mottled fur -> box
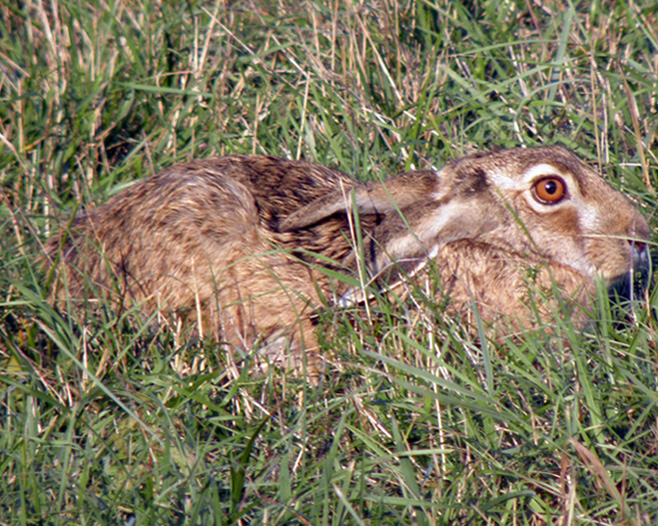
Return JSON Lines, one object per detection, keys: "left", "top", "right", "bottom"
{"left": 44, "top": 147, "right": 650, "bottom": 376}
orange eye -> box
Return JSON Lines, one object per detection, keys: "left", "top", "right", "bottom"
{"left": 533, "top": 177, "right": 566, "bottom": 204}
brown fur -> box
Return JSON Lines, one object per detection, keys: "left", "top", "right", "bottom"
{"left": 44, "top": 148, "right": 651, "bottom": 376}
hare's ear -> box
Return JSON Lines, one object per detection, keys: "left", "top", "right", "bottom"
{"left": 279, "top": 171, "right": 440, "bottom": 232}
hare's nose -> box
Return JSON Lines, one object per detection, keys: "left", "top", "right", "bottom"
{"left": 631, "top": 239, "right": 650, "bottom": 270}
{"left": 632, "top": 240, "right": 646, "bottom": 257}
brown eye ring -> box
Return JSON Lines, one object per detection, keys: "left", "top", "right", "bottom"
{"left": 533, "top": 176, "right": 566, "bottom": 204}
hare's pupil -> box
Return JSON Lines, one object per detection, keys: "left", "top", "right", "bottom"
{"left": 545, "top": 180, "right": 557, "bottom": 194}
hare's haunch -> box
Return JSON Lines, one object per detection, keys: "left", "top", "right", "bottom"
{"left": 45, "top": 147, "right": 651, "bottom": 375}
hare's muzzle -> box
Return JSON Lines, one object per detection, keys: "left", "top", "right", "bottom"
{"left": 631, "top": 240, "right": 650, "bottom": 269}
{"left": 607, "top": 240, "right": 652, "bottom": 306}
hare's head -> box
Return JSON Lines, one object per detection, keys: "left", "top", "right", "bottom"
{"left": 281, "top": 146, "right": 651, "bottom": 294}
{"left": 442, "top": 146, "right": 651, "bottom": 284}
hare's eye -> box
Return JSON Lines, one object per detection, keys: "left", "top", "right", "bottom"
{"left": 533, "top": 176, "right": 566, "bottom": 204}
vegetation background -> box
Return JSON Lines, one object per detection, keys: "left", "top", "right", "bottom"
{"left": 1, "top": 0, "right": 657, "bottom": 524}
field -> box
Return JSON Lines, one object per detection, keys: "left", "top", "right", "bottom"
{"left": 1, "top": 0, "right": 658, "bottom": 524}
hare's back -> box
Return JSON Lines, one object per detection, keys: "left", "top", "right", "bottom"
{"left": 208, "top": 155, "right": 356, "bottom": 229}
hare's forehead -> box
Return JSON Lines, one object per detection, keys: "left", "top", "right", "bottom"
{"left": 486, "top": 162, "right": 575, "bottom": 191}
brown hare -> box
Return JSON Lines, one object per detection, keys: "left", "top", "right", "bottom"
{"left": 44, "top": 146, "right": 651, "bottom": 375}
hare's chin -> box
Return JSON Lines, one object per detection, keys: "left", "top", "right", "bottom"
{"left": 606, "top": 266, "right": 651, "bottom": 303}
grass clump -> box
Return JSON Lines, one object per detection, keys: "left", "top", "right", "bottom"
{"left": 1, "top": 0, "right": 658, "bottom": 524}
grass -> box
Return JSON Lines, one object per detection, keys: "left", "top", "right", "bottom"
{"left": 1, "top": 0, "right": 658, "bottom": 524}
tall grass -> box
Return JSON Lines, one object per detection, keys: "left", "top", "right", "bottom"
{"left": 1, "top": 0, "right": 657, "bottom": 524}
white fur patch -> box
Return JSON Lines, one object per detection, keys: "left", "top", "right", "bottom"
{"left": 520, "top": 163, "right": 566, "bottom": 184}
{"left": 417, "top": 200, "right": 466, "bottom": 245}
{"left": 431, "top": 168, "right": 449, "bottom": 200}
{"left": 487, "top": 168, "right": 525, "bottom": 191}
{"left": 578, "top": 203, "right": 600, "bottom": 230}
{"left": 371, "top": 200, "right": 467, "bottom": 269}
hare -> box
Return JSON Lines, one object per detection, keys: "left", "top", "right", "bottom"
{"left": 44, "top": 147, "right": 651, "bottom": 376}
{"left": 45, "top": 156, "right": 353, "bottom": 374}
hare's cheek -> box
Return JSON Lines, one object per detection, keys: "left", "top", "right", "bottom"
{"left": 538, "top": 207, "right": 586, "bottom": 258}
{"left": 546, "top": 206, "right": 581, "bottom": 234}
